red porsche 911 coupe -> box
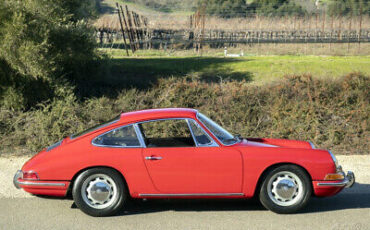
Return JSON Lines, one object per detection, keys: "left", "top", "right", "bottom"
{"left": 14, "top": 108, "right": 354, "bottom": 216}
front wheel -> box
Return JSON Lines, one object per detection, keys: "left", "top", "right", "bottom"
{"left": 72, "top": 168, "right": 127, "bottom": 217}
{"left": 259, "top": 165, "right": 312, "bottom": 214}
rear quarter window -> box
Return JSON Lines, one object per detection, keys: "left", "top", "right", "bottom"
{"left": 92, "top": 125, "right": 141, "bottom": 147}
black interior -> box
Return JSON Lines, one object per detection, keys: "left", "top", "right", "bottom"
{"left": 194, "top": 134, "right": 211, "bottom": 145}
{"left": 96, "top": 137, "right": 140, "bottom": 147}
{"left": 145, "top": 137, "right": 195, "bottom": 147}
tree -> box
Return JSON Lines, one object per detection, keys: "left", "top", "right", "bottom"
{"left": 249, "top": 0, "right": 307, "bottom": 16}
{"left": 0, "top": 0, "right": 99, "bottom": 81}
{"left": 327, "top": 0, "right": 370, "bottom": 16}
{"left": 0, "top": 0, "right": 100, "bottom": 109}
{"left": 205, "top": 0, "right": 248, "bottom": 18}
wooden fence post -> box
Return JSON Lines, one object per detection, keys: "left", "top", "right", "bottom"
{"left": 119, "top": 5, "right": 135, "bottom": 53}
{"left": 124, "top": 5, "right": 138, "bottom": 51}
{"left": 115, "top": 3, "right": 129, "bottom": 56}
{"left": 358, "top": 3, "right": 363, "bottom": 50}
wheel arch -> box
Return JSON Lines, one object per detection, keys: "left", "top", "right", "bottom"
{"left": 253, "top": 162, "right": 313, "bottom": 198}
{"left": 66, "top": 165, "right": 130, "bottom": 198}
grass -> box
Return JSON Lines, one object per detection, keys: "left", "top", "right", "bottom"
{"left": 101, "top": 48, "right": 370, "bottom": 86}
{"left": 100, "top": 0, "right": 194, "bottom": 16}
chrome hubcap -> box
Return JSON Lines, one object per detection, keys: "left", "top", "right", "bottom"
{"left": 267, "top": 171, "right": 304, "bottom": 206}
{"left": 81, "top": 174, "right": 118, "bottom": 209}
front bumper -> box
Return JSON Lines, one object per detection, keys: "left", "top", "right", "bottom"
{"left": 313, "top": 170, "right": 355, "bottom": 197}
{"left": 317, "top": 171, "right": 355, "bottom": 188}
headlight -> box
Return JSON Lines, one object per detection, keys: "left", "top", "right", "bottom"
{"left": 309, "top": 142, "right": 315, "bottom": 149}
{"left": 328, "top": 151, "right": 339, "bottom": 169}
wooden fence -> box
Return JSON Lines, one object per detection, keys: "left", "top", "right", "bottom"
{"left": 96, "top": 4, "right": 370, "bottom": 54}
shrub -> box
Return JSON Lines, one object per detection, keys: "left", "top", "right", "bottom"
{"left": 0, "top": 73, "right": 368, "bottom": 155}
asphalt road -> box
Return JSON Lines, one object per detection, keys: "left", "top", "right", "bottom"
{"left": 1, "top": 185, "right": 369, "bottom": 230}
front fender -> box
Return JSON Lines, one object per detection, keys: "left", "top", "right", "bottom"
{"left": 236, "top": 147, "right": 335, "bottom": 197}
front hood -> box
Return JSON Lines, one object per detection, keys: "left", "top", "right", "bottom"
{"left": 236, "top": 138, "right": 313, "bottom": 149}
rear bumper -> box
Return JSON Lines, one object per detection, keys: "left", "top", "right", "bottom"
{"left": 13, "top": 170, "right": 69, "bottom": 196}
{"left": 313, "top": 171, "right": 355, "bottom": 197}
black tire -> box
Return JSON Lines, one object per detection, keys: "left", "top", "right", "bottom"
{"left": 259, "top": 165, "right": 312, "bottom": 214}
{"left": 72, "top": 168, "right": 127, "bottom": 217}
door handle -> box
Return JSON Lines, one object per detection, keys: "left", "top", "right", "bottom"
{"left": 145, "top": 156, "right": 163, "bottom": 160}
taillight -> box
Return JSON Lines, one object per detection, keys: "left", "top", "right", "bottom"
{"left": 22, "top": 171, "right": 39, "bottom": 180}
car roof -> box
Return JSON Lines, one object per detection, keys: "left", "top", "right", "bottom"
{"left": 119, "top": 108, "right": 198, "bottom": 124}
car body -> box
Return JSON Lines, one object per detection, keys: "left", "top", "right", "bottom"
{"left": 14, "top": 108, "right": 355, "bottom": 216}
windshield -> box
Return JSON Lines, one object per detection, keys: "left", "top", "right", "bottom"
{"left": 197, "top": 113, "right": 239, "bottom": 145}
{"left": 71, "top": 115, "right": 120, "bottom": 139}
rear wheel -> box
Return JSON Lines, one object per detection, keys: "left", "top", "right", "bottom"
{"left": 259, "top": 165, "right": 311, "bottom": 214}
{"left": 72, "top": 168, "right": 127, "bottom": 217}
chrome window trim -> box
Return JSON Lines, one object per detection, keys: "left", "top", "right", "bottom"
{"left": 136, "top": 117, "right": 219, "bottom": 148}
{"left": 139, "top": 193, "right": 244, "bottom": 197}
{"left": 186, "top": 119, "right": 199, "bottom": 147}
{"left": 91, "top": 117, "right": 220, "bottom": 149}
{"left": 186, "top": 119, "right": 219, "bottom": 147}
{"left": 134, "top": 123, "right": 146, "bottom": 148}
{"left": 91, "top": 124, "right": 143, "bottom": 148}
{"left": 46, "top": 140, "right": 63, "bottom": 152}
{"left": 196, "top": 112, "right": 237, "bottom": 146}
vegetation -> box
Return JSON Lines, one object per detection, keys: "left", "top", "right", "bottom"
{"left": 327, "top": 0, "right": 370, "bottom": 16}
{"left": 124, "top": 0, "right": 196, "bottom": 13}
{"left": 1, "top": 73, "right": 368, "bottom": 155}
{"left": 202, "top": 0, "right": 307, "bottom": 17}
{"left": 100, "top": 0, "right": 369, "bottom": 17}
{"left": 0, "top": 0, "right": 101, "bottom": 110}
{"left": 0, "top": 0, "right": 368, "bottom": 157}
{"left": 86, "top": 52, "right": 370, "bottom": 93}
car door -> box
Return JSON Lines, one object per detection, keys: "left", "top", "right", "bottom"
{"left": 140, "top": 118, "right": 243, "bottom": 194}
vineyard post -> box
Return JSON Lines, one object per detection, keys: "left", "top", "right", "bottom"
{"left": 200, "top": 4, "right": 206, "bottom": 56}
{"left": 315, "top": 12, "right": 318, "bottom": 43}
{"left": 358, "top": 2, "right": 363, "bottom": 50}
{"left": 305, "top": 15, "right": 309, "bottom": 54}
{"left": 141, "top": 15, "right": 148, "bottom": 49}
{"left": 133, "top": 12, "right": 142, "bottom": 48}
{"left": 338, "top": 13, "right": 342, "bottom": 41}
{"left": 115, "top": 3, "right": 129, "bottom": 56}
{"left": 322, "top": 10, "right": 326, "bottom": 48}
{"left": 124, "top": 5, "right": 138, "bottom": 50}
{"left": 329, "top": 14, "right": 333, "bottom": 51}
{"left": 128, "top": 9, "right": 139, "bottom": 50}
{"left": 141, "top": 16, "right": 150, "bottom": 49}
{"left": 120, "top": 5, "right": 135, "bottom": 53}
{"left": 347, "top": 10, "right": 352, "bottom": 52}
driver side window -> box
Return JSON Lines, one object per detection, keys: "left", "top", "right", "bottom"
{"left": 139, "top": 119, "right": 195, "bottom": 148}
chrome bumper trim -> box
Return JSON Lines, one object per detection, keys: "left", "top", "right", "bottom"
{"left": 17, "top": 181, "right": 66, "bottom": 187}
{"left": 139, "top": 193, "right": 244, "bottom": 197}
{"left": 14, "top": 170, "right": 66, "bottom": 188}
{"left": 317, "top": 171, "right": 355, "bottom": 188}
{"left": 13, "top": 170, "right": 23, "bottom": 189}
